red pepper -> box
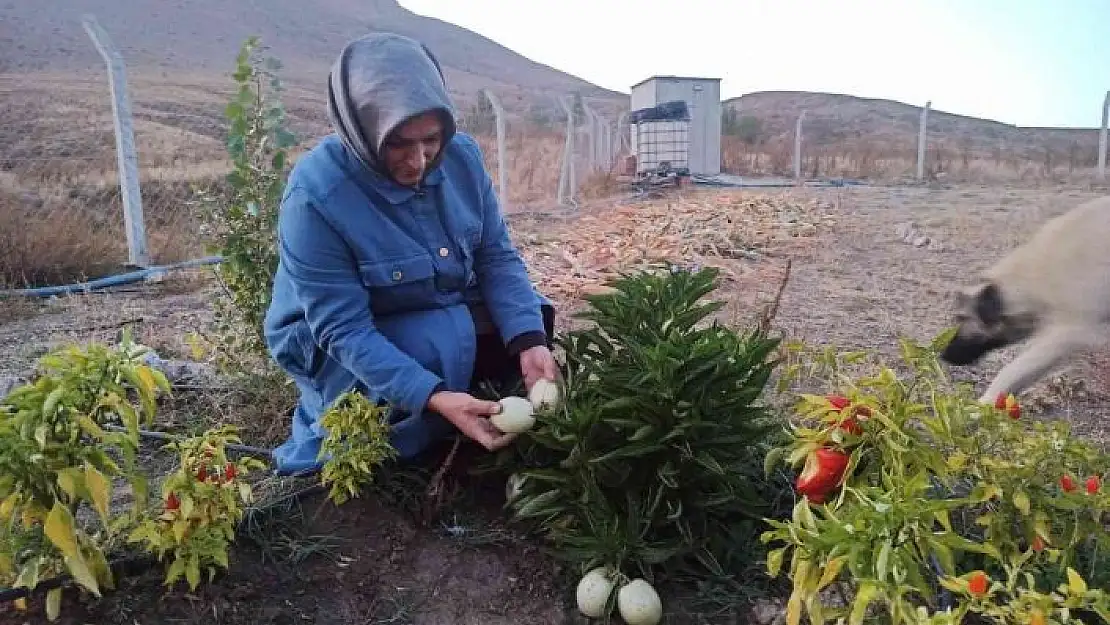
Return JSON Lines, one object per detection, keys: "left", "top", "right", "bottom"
{"left": 1087, "top": 475, "right": 1101, "bottom": 495}
{"left": 994, "top": 393, "right": 1020, "bottom": 419}
{"left": 165, "top": 492, "right": 180, "bottom": 511}
{"left": 1061, "top": 474, "right": 1077, "bottom": 492}
{"left": 967, "top": 570, "right": 988, "bottom": 596}
{"left": 796, "top": 447, "right": 850, "bottom": 503}
{"left": 825, "top": 395, "right": 870, "bottom": 435}
{"left": 225, "top": 463, "right": 237, "bottom": 481}
{"left": 196, "top": 466, "right": 207, "bottom": 482}
{"left": 1031, "top": 535, "right": 1045, "bottom": 552}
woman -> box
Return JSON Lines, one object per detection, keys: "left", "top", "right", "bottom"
{"left": 263, "top": 32, "right": 559, "bottom": 476}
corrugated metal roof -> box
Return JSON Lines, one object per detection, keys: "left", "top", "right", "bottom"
{"left": 630, "top": 75, "right": 722, "bottom": 90}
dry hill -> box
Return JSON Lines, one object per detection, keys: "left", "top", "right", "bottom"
{"left": 725, "top": 91, "right": 1103, "bottom": 167}
{"left": 0, "top": 0, "right": 621, "bottom": 104}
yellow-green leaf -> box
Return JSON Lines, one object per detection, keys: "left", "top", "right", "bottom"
{"left": 934, "top": 509, "right": 953, "bottom": 533}
{"left": 179, "top": 495, "right": 194, "bottom": 521}
{"left": 76, "top": 415, "right": 107, "bottom": 440}
{"left": 84, "top": 464, "right": 111, "bottom": 524}
{"left": 64, "top": 552, "right": 101, "bottom": 596}
{"left": 42, "top": 386, "right": 65, "bottom": 416}
{"left": 818, "top": 555, "right": 848, "bottom": 590}
{"left": 44, "top": 503, "right": 79, "bottom": 559}
{"left": 1067, "top": 567, "right": 1088, "bottom": 595}
{"left": 1013, "top": 490, "right": 1031, "bottom": 516}
{"left": 185, "top": 554, "right": 201, "bottom": 590}
{"left": 238, "top": 481, "right": 253, "bottom": 504}
{"left": 55, "top": 469, "right": 84, "bottom": 502}
{"left": 172, "top": 520, "right": 189, "bottom": 543}
{"left": 45, "top": 587, "right": 62, "bottom": 621}
{"left": 849, "top": 582, "right": 881, "bottom": 625}
{"left": 165, "top": 557, "right": 186, "bottom": 586}
{"left": 767, "top": 547, "right": 786, "bottom": 578}
{"left": 875, "top": 541, "right": 892, "bottom": 583}
{"left": 785, "top": 590, "right": 803, "bottom": 625}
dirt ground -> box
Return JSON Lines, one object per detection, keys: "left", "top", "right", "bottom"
{"left": 2, "top": 182, "right": 1110, "bottom": 624}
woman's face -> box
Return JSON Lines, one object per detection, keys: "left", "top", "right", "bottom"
{"left": 382, "top": 111, "right": 444, "bottom": 186}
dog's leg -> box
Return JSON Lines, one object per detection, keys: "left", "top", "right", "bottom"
{"left": 977, "top": 324, "right": 1093, "bottom": 404}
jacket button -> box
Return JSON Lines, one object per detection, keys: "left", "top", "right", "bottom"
{"left": 392, "top": 270, "right": 403, "bottom": 281}
{"left": 438, "top": 247, "right": 449, "bottom": 257}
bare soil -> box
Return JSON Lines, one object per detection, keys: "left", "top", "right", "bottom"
{"left": 3, "top": 182, "right": 1110, "bottom": 624}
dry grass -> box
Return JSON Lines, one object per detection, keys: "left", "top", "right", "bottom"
{"left": 721, "top": 135, "right": 1108, "bottom": 186}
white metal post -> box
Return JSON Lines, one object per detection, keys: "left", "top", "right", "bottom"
{"left": 582, "top": 102, "right": 600, "bottom": 172}
{"left": 793, "top": 110, "right": 807, "bottom": 183}
{"left": 1099, "top": 90, "right": 1109, "bottom": 181}
{"left": 916, "top": 100, "right": 932, "bottom": 181}
{"left": 481, "top": 89, "right": 509, "bottom": 212}
{"left": 557, "top": 96, "right": 577, "bottom": 206}
{"left": 616, "top": 110, "right": 629, "bottom": 154}
{"left": 82, "top": 14, "right": 150, "bottom": 268}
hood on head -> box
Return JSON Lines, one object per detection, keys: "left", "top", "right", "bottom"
{"left": 326, "top": 32, "right": 458, "bottom": 181}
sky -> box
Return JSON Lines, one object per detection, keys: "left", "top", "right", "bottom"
{"left": 398, "top": 0, "right": 1109, "bottom": 129}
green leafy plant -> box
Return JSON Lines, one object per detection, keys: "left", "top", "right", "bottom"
{"left": 126, "top": 425, "right": 267, "bottom": 591}
{"left": 317, "top": 390, "right": 398, "bottom": 506}
{"left": 500, "top": 265, "right": 791, "bottom": 587}
{"left": 761, "top": 330, "right": 1110, "bottom": 625}
{"left": 195, "top": 34, "right": 297, "bottom": 375}
{"left": 0, "top": 332, "right": 168, "bottom": 621}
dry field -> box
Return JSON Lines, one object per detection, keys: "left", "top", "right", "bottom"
{"left": 4, "top": 69, "right": 1110, "bottom": 625}
{"left": 3, "top": 178, "right": 1110, "bottom": 623}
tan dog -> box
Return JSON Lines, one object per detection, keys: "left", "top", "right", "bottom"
{"left": 940, "top": 195, "right": 1110, "bottom": 404}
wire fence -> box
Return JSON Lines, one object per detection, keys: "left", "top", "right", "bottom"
{"left": 1, "top": 15, "right": 1108, "bottom": 289}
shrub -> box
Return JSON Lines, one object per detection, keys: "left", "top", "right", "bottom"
{"left": 762, "top": 330, "right": 1110, "bottom": 624}
{"left": 499, "top": 265, "right": 792, "bottom": 586}
{"left": 126, "top": 425, "right": 268, "bottom": 591}
{"left": 194, "top": 35, "right": 296, "bottom": 375}
{"left": 317, "top": 390, "right": 398, "bottom": 506}
{"left": 0, "top": 332, "right": 168, "bottom": 621}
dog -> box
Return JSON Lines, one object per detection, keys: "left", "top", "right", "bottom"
{"left": 939, "top": 195, "right": 1110, "bottom": 404}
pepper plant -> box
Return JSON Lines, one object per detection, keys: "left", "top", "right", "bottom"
{"left": 498, "top": 265, "right": 792, "bottom": 585}
{"left": 0, "top": 332, "right": 168, "bottom": 621}
{"left": 762, "top": 329, "right": 1110, "bottom": 624}
{"left": 126, "top": 425, "right": 268, "bottom": 591}
{"left": 317, "top": 390, "right": 398, "bottom": 506}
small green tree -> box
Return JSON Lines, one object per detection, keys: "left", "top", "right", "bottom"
{"left": 196, "top": 36, "right": 297, "bottom": 375}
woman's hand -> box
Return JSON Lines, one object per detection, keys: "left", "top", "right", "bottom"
{"left": 427, "top": 390, "right": 518, "bottom": 451}
{"left": 519, "top": 345, "right": 560, "bottom": 391}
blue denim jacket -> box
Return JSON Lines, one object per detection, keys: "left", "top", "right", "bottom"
{"left": 263, "top": 131, "right": 550, "bottom": 475}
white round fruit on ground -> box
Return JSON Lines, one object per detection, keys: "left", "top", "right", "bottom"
{"left": 491, "top": 396, "right": 535, "bottom": 433}
{"left": 617, "top": 578, "right": 663, "bottom": 625}
{"left": 528, "top": 378, "right": 561, "bottom": 411}
{"left": 575, "top": 566, "right": 616, "bottom": 618}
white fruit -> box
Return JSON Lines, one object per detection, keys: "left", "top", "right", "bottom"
{"left": 576, "top": 566, "right": 616, "bottom": 618}
{"left": 528, "top": 378, "right": 561, "bottom": 411}
{"left": 617, "top": 578, "right": 663, "bottom": 625}
{"left": 505, "top": 473, "right": 525, "bottom": 501}
{"left": 491, "top": 396, "right": 535, "bottom": 433}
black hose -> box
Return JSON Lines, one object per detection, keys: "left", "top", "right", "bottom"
{"left": 103, "top": 424, "right": 276, "bottom": 460}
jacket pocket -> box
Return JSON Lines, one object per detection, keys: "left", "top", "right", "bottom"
{"left": 359, "top": 254, "right": 437, "bottom": 316}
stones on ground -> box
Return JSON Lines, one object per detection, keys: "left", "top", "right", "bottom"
{"left": 894, "top": 221, "right": 946, "bottom": 252}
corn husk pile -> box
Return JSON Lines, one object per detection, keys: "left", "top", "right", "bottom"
{"left": 513, "top": 191, "right": 834, "bottom": 305}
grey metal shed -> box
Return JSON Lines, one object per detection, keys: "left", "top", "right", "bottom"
{"left": 630, "top": 76, "right": 722, "bottom": 176}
